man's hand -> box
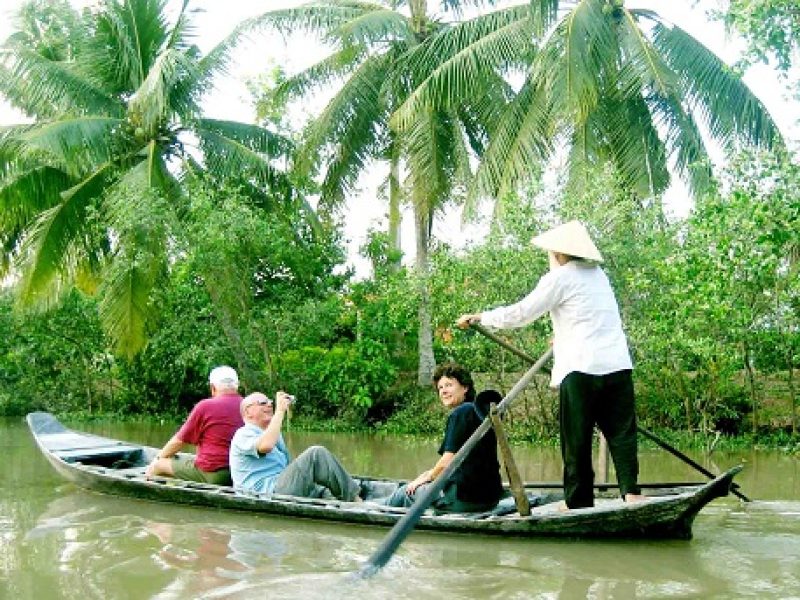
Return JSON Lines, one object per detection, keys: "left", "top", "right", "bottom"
{"left": 145, "top": 457, "right": 160, "bottom": 477}
{"left": 456, "top": 313, "right": 481, "bottom": 329}
{"left": 274, "top": 391, "right": 294, "bottom": 413}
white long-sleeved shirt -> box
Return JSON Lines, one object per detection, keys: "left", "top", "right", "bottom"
{"left": 480, "top": 261, "right": 632, "bottom": 387}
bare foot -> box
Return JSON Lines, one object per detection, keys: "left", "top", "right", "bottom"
{"left": 557, "top": 501, "right": 570, "bottom": 512}
{"left": 625, "top": 493, "right": 648, "bottom": 503}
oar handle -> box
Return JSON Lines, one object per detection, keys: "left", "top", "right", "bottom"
{"left": 357, "top": 347, "right": 553, "bottom": 579}
{"left": 469, "top": 323, "right": 538, "bottom": 364}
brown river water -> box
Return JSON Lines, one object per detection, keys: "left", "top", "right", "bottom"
{"left": 1, "top": 417, "right": 799, "bottom": 599}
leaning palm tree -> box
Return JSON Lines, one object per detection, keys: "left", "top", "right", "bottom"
{"left": 250, "top": 0, "right": 510, "bottom": 384}
{"left": 0, "top": 0, "right": 293, "bottom": 362}
{"left": 393, "top": 0, "right": 782, "bottom": 209}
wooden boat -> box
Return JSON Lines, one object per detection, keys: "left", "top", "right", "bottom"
{"left": 27, "top": 412, "right": 742, "bottom": 539}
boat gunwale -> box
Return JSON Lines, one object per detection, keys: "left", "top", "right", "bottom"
{"left": 26, "top": 412, "right": 742, "bottom": 539}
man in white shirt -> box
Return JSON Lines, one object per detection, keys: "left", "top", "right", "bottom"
{"left": 457, "top": 220, "right": 644, "bottom": 509}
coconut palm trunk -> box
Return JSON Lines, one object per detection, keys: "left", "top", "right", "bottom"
{"left": 413, "top": 198, "right": 436, "bottom": 385}
{"left": 387, "top": 141, "right": 402, "bottom": 272}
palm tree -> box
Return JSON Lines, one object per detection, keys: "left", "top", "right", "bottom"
{"left": 250, "top": 0, "right": 509, "bottom": 384}
{"left": 0, "top": 0, "right": 294, "bottom": 364}
{"left": 393, "top": 0, "right": 782, "bottom": 208}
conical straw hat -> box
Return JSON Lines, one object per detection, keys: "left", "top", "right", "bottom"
{"left": 531, "top": 220, "right": 604, "bottom": 262}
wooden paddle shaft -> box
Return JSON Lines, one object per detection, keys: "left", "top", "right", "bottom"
{"left": 357, "top": 347, "right": 554, "bottom": 579}
{"left": 470, "top": 323, "right": 549, "bottom": 373}
{"left": 637, "top": 426, "right": 750, "bottom": 502}
{"left": 489, "top": 403, "right": 530, "bottom": 516}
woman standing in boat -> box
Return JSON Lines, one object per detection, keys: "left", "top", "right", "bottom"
{"left": 457, "top": 220, "right": 645, "bottom": 509}
{"left": 380, "top": 362, "right": 504, "bottom": 513}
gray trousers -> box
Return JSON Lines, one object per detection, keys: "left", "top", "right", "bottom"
{"left": 273, "top": 445, "right": 360, "bottom": 502}
{"left": 380, "top": 482, "right": 498, "bottom": 513}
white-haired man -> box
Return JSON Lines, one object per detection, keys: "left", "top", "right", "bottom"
{"left": 230, "top": 391, "right": 361, "bottom": 501}
{"left": 146, "top": 365, "right": 243, "bottom": 485}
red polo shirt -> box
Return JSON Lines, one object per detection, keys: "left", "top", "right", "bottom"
{"left": 176, "top": 392, "right": 243, "bottom": 471}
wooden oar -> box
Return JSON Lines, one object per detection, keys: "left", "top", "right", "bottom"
{"left": 469, "top": 323, "right": 752, "bottom": 503}
{"left": 470, "top": 323, "right": 549, "bottom": 373}
{"left": 636, "top": 427, "right": 751, "bottom": 502}
{"left": 356, "top": 347, "right": 553, "bottom": 579}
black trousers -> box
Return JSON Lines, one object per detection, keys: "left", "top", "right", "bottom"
{"left": 559, "top": 370, "right": 640, "bottom": 508}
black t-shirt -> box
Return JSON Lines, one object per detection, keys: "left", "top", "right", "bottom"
{"left": 438, "top": 401, "right": 503, "bottom": 503}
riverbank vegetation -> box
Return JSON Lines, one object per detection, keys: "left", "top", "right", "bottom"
{"left": 0, "top": 1, "right": 797, "bottom": 451}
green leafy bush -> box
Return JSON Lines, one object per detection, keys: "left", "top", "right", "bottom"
{"left": 272, "top": 340, "right": 398, "bottom": 424}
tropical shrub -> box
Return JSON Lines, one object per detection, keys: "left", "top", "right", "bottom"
{"left": 271, "top": 339, "right": 398, "bottom": 424}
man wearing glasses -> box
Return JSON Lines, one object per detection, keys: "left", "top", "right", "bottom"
{"left": 230, "top": 391, "right": 362, "bottom": 501}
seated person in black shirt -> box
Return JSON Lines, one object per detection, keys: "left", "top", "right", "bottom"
{"left": 379, "top": 362, "right": 504, "bottom": 513}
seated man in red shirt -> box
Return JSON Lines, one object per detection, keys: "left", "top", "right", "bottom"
{"left": 145, "top": 366, "right": 244, "bottom": 485}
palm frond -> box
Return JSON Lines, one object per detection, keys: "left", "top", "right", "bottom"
{"left": 444, "top": 110, "right": 477, "bottom": 219}
{"left": 606, "top": 96, "right": 670, "bottom": 198}
{"left": 472, "top": 78, "right": 554, "bottom": 200}
{"left": 197, "top": 119, "right": 294, "bottom": 159}
{"left": 20, "top": 117, "right": 121, "bottom": 177}
{"left": 455, "top": 72, "right": 512, "bottom": 155}
{"left": 245, "top": 1, "right": 382, "bottom": 40}
{"left": 527, "top": 0, "right": 561, "bottom": 38}
{"left": 538, "top": 0, "right": 617, "bottom": 122}
{"left": 0, "top": 165, "right": 72, "bottom": 231}
{"left": 404, "top": 110, "right": 455, "bottom": 214}
{"left": 274, "top": 45, "right": 365, "bottom": 105}
{"left": 317, "top": 102, "right": 387, "bottom": 209}
{"left": 0, "top": 124, "right": 44, "bottom": 177}
{"left": 15, "top": 163, "right": 113, "bottom": 310}
{"left": 196, "top": 11, "right": 257, "bottom": 95}
{"left": 194, "top": 123, "right": 292, "bottom": 192}
{"left": 85, "top": 0, "right": 171, "bottom": 93}
{"left": 166, "top": 0, "right": 195, "bottom": 51}
{"left": 0, "top": 48, "right": 122, "bottom": 118}
{"left": 113, "top": 141, "right": 179, "bottom": 203}
{"left": 392, "top": 4, "right": 533, "bottom": 130}
{"left": 650, "top": 19, "right": 782, "bottom": 150}
{"left": 98, "top": 256, "right": 164, "bottom": 358}
{"left": 297, "top": 51, "right": 393, "bottom": 181}
{"left": 617, "top": 9, "right": 677, "bottom": 99}
{"left": 5, "top": 0, "right": 85, "bottom": 63}
{"left": 129, "top": 47, "right": 202, "bottom": 132}
{"left": 332, "top": 6, "right": 414, "bottom": 47}
{"left": 568, "top": 94, "right": 670, "bottom": 199}
{"left": 649, "top": 93, "right": 715, "bottom": 198}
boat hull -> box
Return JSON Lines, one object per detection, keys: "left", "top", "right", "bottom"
{"left": 27, "top": 412, "right": 741, "bottom": 539}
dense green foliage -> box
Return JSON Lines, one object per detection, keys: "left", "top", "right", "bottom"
{"left": 0, "top": 0, "right": 797, "bottom": 451}
{"left": 0, "top": 0, "right": 296, "bottom": 359}
{"left": 2, "top": 150, "right": 796, "bottom": 447}
{"left": 716, "top": 0, "right": 800, "bottom": 75}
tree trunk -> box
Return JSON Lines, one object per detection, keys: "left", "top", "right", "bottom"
{"left": 414, "top": 202, "right": 435, "bottom": 386}
{"left": 743, "top": 341, "right": 758, "bottom": 434}
{"left": 788, "top": 348, "right": 797, "bottom": 435}
{"left": 387, "top": 142, "right": 402, "bottom": 272}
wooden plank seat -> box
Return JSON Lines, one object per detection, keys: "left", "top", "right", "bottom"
{"left": 41, "top": 432, "right": 133, "bottom": 452}
{"left": 55, "top": 445, "right": 143, "bottom": 464}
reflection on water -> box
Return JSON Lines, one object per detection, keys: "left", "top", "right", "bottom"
{"left": 1, "top": 417, "right": 799, "bottom": 599}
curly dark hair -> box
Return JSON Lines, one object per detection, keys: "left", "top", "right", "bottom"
{"left": 432, "top": 362, "right": 476, "bottom": 402}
